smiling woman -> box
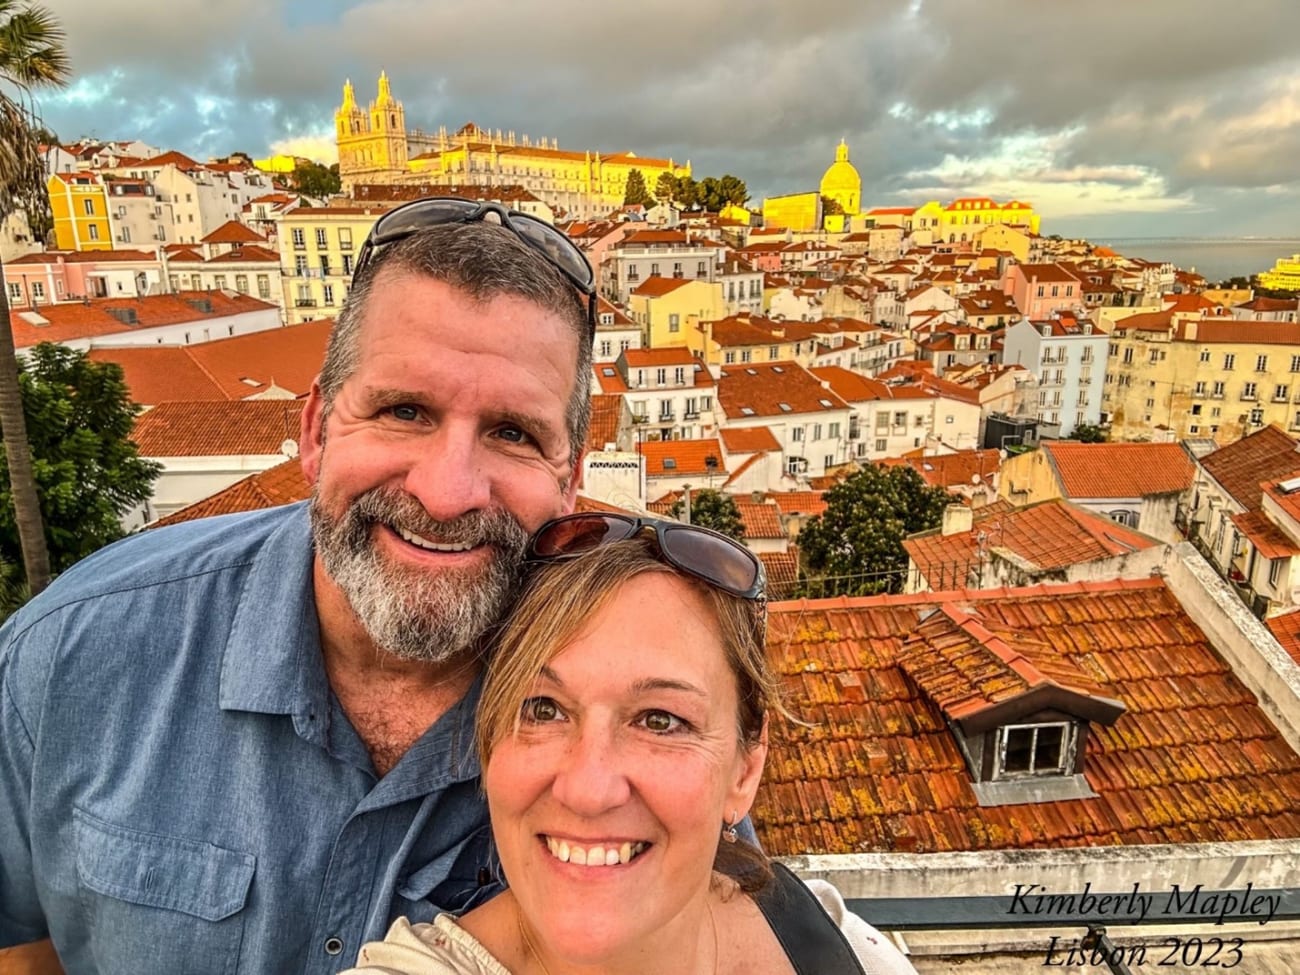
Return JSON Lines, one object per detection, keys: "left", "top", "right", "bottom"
{"left": 343, "top": 516, "right": 918, "bottom": 975}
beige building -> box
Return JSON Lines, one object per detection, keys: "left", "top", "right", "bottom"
{"left": 1106, "top": 314, "right": 1300, "bottom": 443}
{"left": 272, "top": 206, "right": 390, "bottom": 322}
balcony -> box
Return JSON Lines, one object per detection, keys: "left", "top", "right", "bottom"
{"left": 683, "top": 410, "right": 700, "bottom": 421}
{"left": 294, "top": 299, "right": 317, "bottom": 308}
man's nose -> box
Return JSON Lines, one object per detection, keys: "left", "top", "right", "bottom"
{"left": 401, "top": 429, "right": 493, "bottom": 522}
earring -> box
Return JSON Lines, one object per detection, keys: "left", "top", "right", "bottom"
{"left": 722, "top": 811, "right": 738, "bottom": 844}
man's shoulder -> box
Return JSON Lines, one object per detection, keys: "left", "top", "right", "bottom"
{"left": 13, "top": 502, "right": 311, "bottom": 625}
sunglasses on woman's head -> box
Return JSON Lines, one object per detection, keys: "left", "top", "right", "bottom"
{"left": 353, "top": 196, "right": 597, "bottom": 334}
{"left": 527, "top": 513, "right": 766, "bottom": 602}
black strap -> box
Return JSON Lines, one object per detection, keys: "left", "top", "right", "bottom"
{"left": 754, "top": 861, "right": 867, "bottom": 975}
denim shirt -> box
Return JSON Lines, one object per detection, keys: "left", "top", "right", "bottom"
{"left": 0, "top": 503, "right": 498, "bottom": 973}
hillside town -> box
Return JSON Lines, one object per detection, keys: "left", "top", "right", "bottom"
{"left": 5, "top": 72, "right": 1300, "bottom": 972}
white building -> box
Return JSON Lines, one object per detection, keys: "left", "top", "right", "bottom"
{"left": 1001, "top": 312, "right": 1108, "bottom": 437}
{"left": 600, "top": 230, "right": 726, "bottom": 304}
{"left": 597, "top": 347, "right": 719, "bottom": 443}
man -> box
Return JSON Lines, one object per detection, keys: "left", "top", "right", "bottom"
{"left": 0, "top": 200, "right": 596, "bottom": 972}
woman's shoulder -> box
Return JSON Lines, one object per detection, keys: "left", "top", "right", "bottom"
{"left": 342, "top": 915, "right": 513, "bottom": 975}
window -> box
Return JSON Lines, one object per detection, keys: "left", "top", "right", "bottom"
{"left": 1212, "top": 381, "right": 1225, "bottom": 397}
{"left": 812, "top": 424, "right": 822, "bottom": 441}
{"left": 673, "top": 367, "right": 685, "bottom": 384}
{"left": 1277, "top": 385, "right": 1289, "bottom": 402}
{"left": 315, "top": 228, "right": 328, "bottom": 247}
{"left": 1257, "top": 354, "right": 1269, "bottom": 372}
{"left": 697, "top": 261, "right": 706, "bottom": 278}
{"left": 824, "top": 455, "right": 834, "bottom": 469}
{"left": 342, "top": 254, "right": 353, "bottom": 275}
{"left": 1292, "top": 355, "right": 1300, "bottom": 373}
{"left": 724, "top": 351, "right": 736, "bottom": 364}
{"left": 292, "top": 228, "right": 305, "bottom": 248}
{"left": 1036, "top": 285, "right": 1044, "bottom": 297}
{"left": 672, "top": 262, "right": 682, "bottom": 278}
{"left": 120, "top": 226, "right": 131, "bottom": 243}
{"left": 741, "top": 350, "right": 752, "bottom": 363}
{"left": 295, "top": 255, "right": 308, "bottom": 275}
{"left": 1051, "top": 285, "right": 1059, "bottom": 297}
{"left": 88, "top": 224, "right": 100, "bottom": 240}
{"left": 785, "top": 457, "right": 805, "bottom": 475}
{"left": 189, "top": 274, "right": 201, "bottom": 289}
{"left": 1192, "top": 404, "right": 1202, "bottom": 415}
{"left": 168, "top": 274, "right": 179, "bottom": 291}
{"left": 31, "top": 282, "right": 44, "bottom": 299}
{"left": 1224, "top": 353, "right": 1235, "bottom": 370}
{"left": 213, "top": 275, "right": 227, "bottom": 290}
{"left": 339, "top": 227, "right": 352, "bottom": 250}
{"left": 828, "top": 422, "right": 841, "bottom": 439}
{"left": 257, "top": 275, "right": 270, "bottom": 299}
{"left": 83, "top": 199, "right": 94, "bottom": 215}
{"left": 668, "top": 313, "right": 680, "bottom": 333}
{"left": 1270, "top": 559, "right": 1283, "bottom": 588}
{"left": 1194, "top": 381, "right": 1207, "bottom": 396}
{"left": 874, "top": 438, "right": 886, "bottom": 452}
{"left": 650, "top": 263, "right": 660, "bottom": 276}
{"left": 323, "top": 284, "right": 335, "bottom": 305}
{"left": 791, "top": 427, "right": 804, "bottom": 442}
{"left": 1243, "top": 382, "right": 1258, "bottom": 400}
{"left": 1201, "top": 349, "right": 1212, "bottom": 363}
{"left": 1122, "top": 347, "right": 1133, "bottom": 365}
{"left": 893, "top": 411, "right": 907, "bottom": 427}
{"left": 876, "top": 413, "right": 889, "bottom": 432}
{"left": 6, "top": 282, "right": 20, "bottom": 301}
{"left": 769, "top": 346, "right": 779, "bottom": 359}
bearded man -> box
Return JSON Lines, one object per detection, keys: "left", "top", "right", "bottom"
{"left": 0, "top": 201, "right": 595, "bottom": 974}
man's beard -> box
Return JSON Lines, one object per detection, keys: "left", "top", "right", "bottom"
{"left": 310, "top": 486, "right": 531, "bottom": 663}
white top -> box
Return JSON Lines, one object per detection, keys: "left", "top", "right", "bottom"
{"left": 342, "top": 882, "right": 917, "bottom": 975}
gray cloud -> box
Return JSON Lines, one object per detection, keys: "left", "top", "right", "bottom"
{"left": 34, "top": 0, "right": 1300, "bottom": 235}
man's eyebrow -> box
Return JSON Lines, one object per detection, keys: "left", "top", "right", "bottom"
{"left": 360, "top": 385, "right": 423, "bottom": 405}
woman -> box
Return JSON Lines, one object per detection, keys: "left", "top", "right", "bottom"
{"left": 345, "top": 514, "right": 916, "bottom": 975}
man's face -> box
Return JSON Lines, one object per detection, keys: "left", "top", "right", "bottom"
{"left": 300, "top": 271, "right": 583, "bottom": 662}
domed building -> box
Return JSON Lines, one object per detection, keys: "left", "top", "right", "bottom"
{"left": 819, "top": 139, "right": 861, "bottom": 216}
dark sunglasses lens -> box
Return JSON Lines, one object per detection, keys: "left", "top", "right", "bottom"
{"left": 532, "top": 516, "right": 636, "bottom": 558}
{"left": 375, "top": 199, "right": 476, "bottom": 240}
{"left": 660, "top": 526, "right": 759, "bottom": 595}
{"left": 510, "top": 217, "right": 593, "bottom": 288}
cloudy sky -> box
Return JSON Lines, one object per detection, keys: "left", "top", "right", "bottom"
{"left": 34, "top": 0, "right": 1300, "bottom": 238}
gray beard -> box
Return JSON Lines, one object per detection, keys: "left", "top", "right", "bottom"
{"left": 310, "top": 486, "right": 530, "bottom": 663}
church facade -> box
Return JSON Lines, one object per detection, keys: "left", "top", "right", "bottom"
{"left": 335, "top": 74, "right": 690, "bottom": 219}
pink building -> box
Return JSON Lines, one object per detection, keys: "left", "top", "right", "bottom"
{"left": 5, "top": 250, "right": 163, "bottom": 307}
{"left": 1002, "top": 261, "right": 1081, "bottom": 319}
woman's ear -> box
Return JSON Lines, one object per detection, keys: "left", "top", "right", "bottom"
{"left": 727, "top": 715, "right": 769, "bottom": 817}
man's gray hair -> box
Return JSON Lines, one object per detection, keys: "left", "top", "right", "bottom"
{"left": 319, "top": 222, "right": 594, "bottom": 466}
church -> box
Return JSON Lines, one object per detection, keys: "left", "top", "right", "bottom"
{"left": 335, "top": 73, "right": 690, "bottom": 219}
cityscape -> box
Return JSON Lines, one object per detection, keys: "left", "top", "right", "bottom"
{"left": 3, "top": 3, "right": 1300, "bottom": 973}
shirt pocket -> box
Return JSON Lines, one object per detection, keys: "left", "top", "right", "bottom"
{"left": 74, "top": 807, "right": 255, "bottom": 975}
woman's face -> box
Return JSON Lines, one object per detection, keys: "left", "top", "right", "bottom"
{"left": 484, "top": 572, "right": 766, "bottom": 965}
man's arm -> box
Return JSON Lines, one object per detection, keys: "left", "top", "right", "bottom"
{"left": 0, "top": 939, "right": 64, "bottom": 975}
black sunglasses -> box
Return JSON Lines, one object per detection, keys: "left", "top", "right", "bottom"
{"left": 527, "top": 513, "right": 767, "bottom": 602}
{"left": 354, "top": 196, "right": 598, "bottom": 334}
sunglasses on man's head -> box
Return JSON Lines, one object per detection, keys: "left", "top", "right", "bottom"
{"left": 527, "top": 513, "right": 767, "bottom": 603}
{"left": 353, "top": 196, "right": 598, "bottom": 334}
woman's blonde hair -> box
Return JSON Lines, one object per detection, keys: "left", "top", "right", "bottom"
{"left": 477, "top": 535, "right": 785, "bottom": 890}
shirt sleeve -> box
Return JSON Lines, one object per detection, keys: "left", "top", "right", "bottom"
{"left": 342, "top": 917, "right": 508, "bottom": 975}
{"left": 0, "top": 621, "right": 47, "bottom": 947}
{"left": 804, "top": 878, "right": 920, "bottom": 975}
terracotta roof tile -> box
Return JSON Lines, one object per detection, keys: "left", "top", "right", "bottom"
{"left": 1265, "top": 609, "right": 1300, "bottom": 665}
{"left": 1262, "top": 478, "right": 1300, "bottom": 526}
{"left": 585, "top": 395, "right": 623, "bottom": 452}
{"left": 132, "top": 401, "right": 303, "bottom": 456}
{"left": 720, "top": 426, "right": 781, "bottom": 454}
{"left": 639, "top": 438, "right": 725, "bottom": 477}
{"left": 8, "top": 249, "right": 157, "bottom": 265}
{"left": 733, "top": 499, "right": 784, "bottom": 539}
{"left": 630, "top": 276, "right": 694, "bottom": 298}
{"left": 1200, "top": 424, "right": 1300, "bottom": 510}
{"left": 718, "top": 362, "right": 849, "bottom": 419}
{"left": 9, "top": 291, "right": 277, "bottom": 348}
{"left": 199, "top": 220, "right": 266, "bottom": 245}
{"left": 768, "top": 491, "right": 827, "bottom": 517}
{"left": 1045, "top": 442, "right": 1195, "bottom": 498}
{"left": 880, "top": 449, "right": 1001, "bottom": 489}
{"left": 151, "top": 459, "right": 310, "bottom": 526}
{"left": 621, "top": 347, "right": 697, "bottom": 367}
{"left": 1229, "top": 510, "right": 1300, "bottom": 559}
{"left": 753, "top": 579, "right": 1300, "bottom": 855}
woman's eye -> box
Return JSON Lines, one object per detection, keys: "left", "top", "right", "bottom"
{"left": 522, "top": 697, "right": 561, "bottom": 722}
{"left": 641, "top": 710, "right": 684, "bottom": 734}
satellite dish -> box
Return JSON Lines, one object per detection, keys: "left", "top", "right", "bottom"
{"left": 280, "top": 438, "right": 299, "bottom": 458}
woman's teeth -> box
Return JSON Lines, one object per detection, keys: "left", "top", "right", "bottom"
{"left": 545, "top": 837, "right": 648, "bottom": 867}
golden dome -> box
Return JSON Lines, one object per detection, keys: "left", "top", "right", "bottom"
{"left": 819, "top": 139, "right": 861, "bottom": 216}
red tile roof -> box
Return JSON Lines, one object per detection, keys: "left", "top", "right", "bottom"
{"left": 622, "top": 346, "right": 697, "bottom": 367}
{"left": 1044, "top": 442, "right": 1195, "bottom": 499}
{"left": 768, "top": 491, "right": 827, "bottom": 518}
{"left": 880, "top": 449, "right": 1001, "bottom": 489}
{"left": 755, "top": 578, "right": 1300, "bottom": 855}
{"left": 1200, "top": 425, "right": 1300, "bottom": 510}
{"left": 1014, "top": 263, "right": 1081, "bottom": 283}
{"left": 586, "top": 394, "right": 623, "bottom": 452}
{"left": 200, "top": 220, "right": 267, "bottom": 245}
{"left": 904, "top": 499, "right": 1159, "bottom": 587}
{"left": 1229, "top": 510, "right": 1300, "bottom": 559}
{"left": 1175, "top": 320, "right": 1300, "bottom": 345}
{"left": 132, "top": 401, "right": 304, "bottom": 456}
{"left": 720, "top": 426, "right": 781, "bottom": 454}
{"left": 639, "top": 438, "right": 726, "bottom": 477}
{"left": 759, "top": 551, "right": 799, "bottom": 600}
{"left": 1262, "top": 479, "right": 1300, "bottom": 527}
{"left": 630, "top": 276, "right": 694, "bottom": 298}
{"left": 734, "top": 499, "right": 784, "bottom": 539}
{"left": 718, "top": 362, "right": 849, "bottom": 418}
{"left": 9, "top": 292, "right": 276, "bottom": 347}
{"left": 140, "top": 150, "right": 202, "bottom": 169}
{"left": 151, "top": 459, "right": 310, "bottom": 526}
{"left": 8, "top": 249, "right": 157, "bottom": 265}
{"left": 201, "top": 244, "right": 280, "bottom": 264}
{"left": 88, "top": 320, "right": 330, "bottom": 404}
{"left": 1264, "top": 608, "right": 1300, "bottom": 666}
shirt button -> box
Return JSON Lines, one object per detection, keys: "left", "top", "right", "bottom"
{"left": 324, "top": 936, "right": 344, "bottom": 956}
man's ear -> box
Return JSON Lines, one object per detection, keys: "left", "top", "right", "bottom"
{"left": 299, "top": 378, "right": 326, "bottom": 485}
{"left": 560, "top": 448, "right": 586, "bottom": 513}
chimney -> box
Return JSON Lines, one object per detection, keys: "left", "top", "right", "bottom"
{"left": 941, "top": 503, "right": 973, "bottom": 536}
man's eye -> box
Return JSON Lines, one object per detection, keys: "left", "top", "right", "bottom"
{"left": 389, "top": 405, "right": 420, "bottom": 422}
{"left": 640, "top": 710, "right": 685, "bottom": 734}
{"left": 495, "top": 425, "right": 530, "bottom": 444}
{"left": 522, "top": 697, "right": 562, "bottom": 722}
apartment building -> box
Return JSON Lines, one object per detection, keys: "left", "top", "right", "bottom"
{"left": 1002, "top": 312, "right": 1107, "bottom": 436}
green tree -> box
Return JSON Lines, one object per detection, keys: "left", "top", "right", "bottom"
{"left": 1071, "top": 423, "right": 1106, "bottom": 443}
{"left": 796, "top": 465, "right": 950, "bottom": 597}
{"left": 0, "top": 0, "right": 70, "bottom": 597}
{"left": 697, "top": 174, "right": 750, "bottom": 211}
{"left": 622, "top": 168, "right": 655, "bottom": 208}
{"left": 654, "top": 171, "right": 679, "bottom": 206}
{"left": 820, "top": 195, "right": 844, "bottom": 216}
{"left": 0, "top": 344, "right": 161, "bottom": 594}
{"left": 291, "top": 160, "right": 341, "bottom": 198}
{"left": 670, "top": 488, "right": 744, "bottom": 542}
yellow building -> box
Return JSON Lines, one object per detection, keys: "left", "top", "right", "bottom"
{"left": 1105, "top": 312, "right": 1300, "bottom": 443}
{"left": 48, "top": 173, "right": 111, "bottom": 251}
{"left": 273, "top": 205, "right": 390, "bottom": 323}
{"left": 1259, "top": 254, "right": 1300, "bottom": 292}
{"left": 936, "top": 198, "right": 1041, "bottom": 243}
{"left": 761, "top": 192, "right": 821, "bottom": 233}
{"left": 975, "top": 223, "right": 1033, "bottom": 263}
{"left": 628, "top": 277, "right": 725, "bottom": 349}
{"left": 334, "top": 74, "right": 688, "bottom": 219}
{"left": 819, "top": 139, "right": 861, "bottom": 217}
{"left": 253, "top": 154, "right": 306, "bottom": 175}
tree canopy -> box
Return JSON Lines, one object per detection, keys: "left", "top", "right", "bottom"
{"left": 0, "top": 344, "right": 161, "bottom": 584}
{"left": 669, "top": 488, "right": 745, "bottom": 542}
{"left": 1071, "top": 423, "right": 1106, "bottom": 443}
{"left": 696, "top": 175, "right": 749, "bottom": 212}
{"left": 291, "top": 161, "right": 341, "bottom": 199}
{"left": 622, "top": 168, "right": 655, "bottom": 208}
{"left": 796, "top": 465, "right": 951, "bottom": 597}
